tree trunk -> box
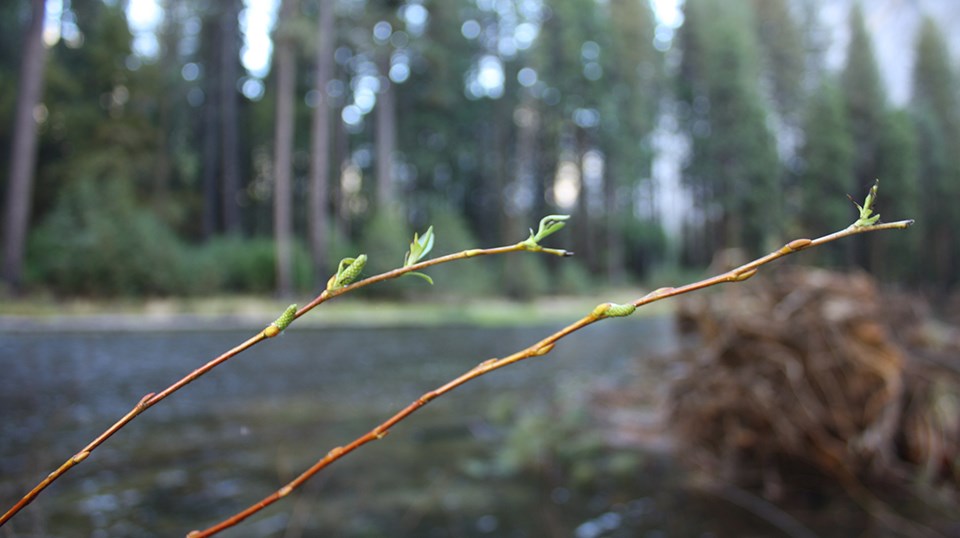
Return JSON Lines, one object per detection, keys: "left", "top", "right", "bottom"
{"left": 219, "top": 0, "right": 242, "bottom": 235}
{"left": 152, "top": 0, "right": 179, "bottom": 218}
{"left": 309, "top": 0, "right": 335, "bottom": 284}
{"left": 333, "top": 101, "right": 350, "bottom": 236}
{"left": 375, "top": 54, "right": 396, "bottom": 211}
{"left": 201, "top": 56, "right": 219, "bottom": 239}
{"left": 604, "top": 166, "right": 626, "bottom": 284}
{"left": 2, "top": 0, "right": 47, "bottom": 292}
{"left": 506, "top": 98, "right": 538, "bottom": 238}
{"left": 273, "top": 0, "right": 298, "bottom": 296}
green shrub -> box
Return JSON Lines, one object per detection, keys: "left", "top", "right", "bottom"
{"left": 355, "top": 210, "right": 416, "bottom": 297}
{"left": 29, "top": 175, "right": 361, "bottom": 297}
{"left": 552, "top": 258, "right": 595, "bottom": 295}
{"left": 191, "top": 237, "right": 331, "bottom": 295}
{"left": 193, "top": 236, "right": 278, "bottom": 294}
{"left": 500, "top": 254, "right": 551, "bottom": 301}
{"left": 28, "top": 178, "right": 191, "bottom": 296}
{"left": 421, "top": 202, "right": 496, "bottom": 297}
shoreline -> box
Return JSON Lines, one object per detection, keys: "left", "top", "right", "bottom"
{"left": 0, "top": 290, "right": 670, "bottom": 332}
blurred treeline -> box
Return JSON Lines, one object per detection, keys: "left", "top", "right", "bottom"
{"left": 1, "top": 0, "right": 958, "bottom": 298}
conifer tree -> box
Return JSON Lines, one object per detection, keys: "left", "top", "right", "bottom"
{"left": 796, "top": 79, "right": 853, "bottom": 246}
{"left": 839, "top": 3, "right": 885, "bottom": 267}
{"left": 530, "top": 0, "right": 607, "bottom": 265}
{"left": 600, "top": 0, "right": 661, "bottom": 281}
{"left": 676, "top": 0, "right": 779, "bottom": 262}
{"left": 749, "top": 0, "right": 805, "bottom": 122}
{"left": 871, "top": 107, "right": 919, "bottom": 282}
{"left": 910, "top": 17, "right": 960, "bottom": 287}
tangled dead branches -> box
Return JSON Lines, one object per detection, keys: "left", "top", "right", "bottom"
{"left": 669, "top": 266, "right": 960, "bottom": 495}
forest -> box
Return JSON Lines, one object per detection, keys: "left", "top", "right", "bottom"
{"left": 1, "top": 0, "right": 959, "bottom": 298}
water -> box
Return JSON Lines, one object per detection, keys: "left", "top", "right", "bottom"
{"left": 1, "top": 318, "right": 697, "bottom": 537}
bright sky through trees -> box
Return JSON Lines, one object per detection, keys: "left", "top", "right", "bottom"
{"left": 118, "top": 0, "right": 684, "bottom": 83}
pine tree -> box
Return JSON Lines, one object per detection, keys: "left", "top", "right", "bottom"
{"left": 600, "top": 0, "right": 661, "bottom": 281}
{"left": 871, "top": 107, "right": 919, "bottom": 282}
{"left": 392, "top": 0, "right": 488, "bottom": 246}
{"left": 531, "top": 0, "right": 609, "bottom": 267}
{"left": 676, "top": 0, "right": 779, "bottom": 262}
{"left": 749, "top": 0, "right": 805, "bottom": 122}
{"left": 795, "top": 78, "right": 853, "bottom": 264}
{"left": 839, "top": 3, "right": 885, "bottom": 267}
{"left": 910, "top": 17, "right": 960, "bottom": 288}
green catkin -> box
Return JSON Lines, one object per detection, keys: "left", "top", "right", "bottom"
{"left": 337, "top": 255, "right": 367, "bottom": 287}
{"left": 328, "top": 254, "right": 367, "bottom": 291}
{"left": 592, "top": 302, "right": 636, "bottom": 318}
{"left": 604, "top": 303, "right": 636, "bottom": 317}
{"left": 273, "top": 304, "right": 298, "bottom": 331}
{"left": 264, "top": 304, "right": 298, "bottom": 337}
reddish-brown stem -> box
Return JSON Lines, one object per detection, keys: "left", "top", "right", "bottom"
{"left": 294, "top": 244, "right": 530, "bottom": 315}
{"left": 186, "top": 316, "right": 593, "bottom": 538}
{"left": 0, "top": 241, "right": 568, "bottom": 527}
{"left": 188, "top": 220, "right": 913, "bottom": 537}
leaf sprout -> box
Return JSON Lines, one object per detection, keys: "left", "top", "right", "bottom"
{"left": 850, "top": 179, "right": 881, "bottom": 228}
{"left": 522, "top": 214, "right": 571, "bottom": 248}
{"left": 402, "top": 226, "right": 435, "bottom": 285}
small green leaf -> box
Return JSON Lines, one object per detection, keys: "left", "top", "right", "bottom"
{"left": 403, "top": 226, "right": 435, "bottom": 267}
{"left": 523, "top": 214, "right": 571, "bottom": 247}
{"left": 407, "top": 271, "right": 434, "bottom": 285}
{"left": 401, "top": 226, "right": 435, "bottom": 285}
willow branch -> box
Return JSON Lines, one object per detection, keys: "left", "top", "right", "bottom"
{"left": 188, "top": 219, "right": 914, "bottom": 537}
{"left": 0, "top": 241, "right": 570, "bottom": 527}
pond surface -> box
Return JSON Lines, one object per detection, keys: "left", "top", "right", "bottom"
{"left": 0, "top": 317, "right": 811, "bottom": 537}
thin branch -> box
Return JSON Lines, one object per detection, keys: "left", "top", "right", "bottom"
{"left": 187, "top": 219, "right": 914, "bottom": 537}
{"left": 0, "top": 241, "right": 570, "bottom": 527}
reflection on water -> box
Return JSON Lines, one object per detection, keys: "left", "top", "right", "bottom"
{"left": 0, "top": 319, "right": 727, "bottom": 537}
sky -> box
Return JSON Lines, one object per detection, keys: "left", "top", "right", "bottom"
{"left": 113, "top": 0, "right": 684, "bottom": 111}
{"left": 124, "top": 0, "right": 279, "bottom": 77}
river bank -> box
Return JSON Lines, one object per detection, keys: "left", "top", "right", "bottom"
{"left": 0, "top": 288, "right": 672, "bottom": 332}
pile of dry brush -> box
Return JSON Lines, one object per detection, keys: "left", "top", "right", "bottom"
{"left": 668, "top": 262, "right": 960, "bottom": 496}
